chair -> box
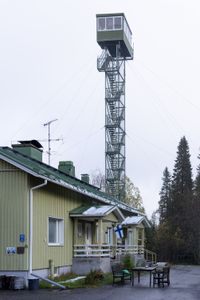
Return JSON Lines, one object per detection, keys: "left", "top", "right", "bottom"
{"left": 153, "top": 266, "right": 170, "bottom": 288}
{"left": 111, "top": 263, "right": 131, "bottom": 285}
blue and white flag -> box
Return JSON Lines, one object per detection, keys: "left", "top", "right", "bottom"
{"left": 114, "top": 224, "right": 124, "bottom": 239}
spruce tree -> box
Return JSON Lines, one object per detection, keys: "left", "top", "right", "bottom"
{"left": 172, "top": 136, "right": 193, "bottom": 196}
{"left": 159, "top": 167, "right": 171, "bottom": 224}
{"left": 157, "top": 168, "right": 172, "bottom": 260}
{"left": 171, "top": 136, "right": 193, "bottom": 219}
{"left": 170, "top": 136, "right": 193, "bottom": 261}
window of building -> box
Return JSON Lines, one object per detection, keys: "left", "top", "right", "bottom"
{"left": 114, "top": 17, "right": 122, "bottom": 29}
{"left": 48, "top": 217, "right": 64, "bottom": 245}
{"left": 98, "top": 18, "right": 105, "bottom": 31}
{"left": 106, "top": 17, "right": 113, "bottom": 30}
{"left": 124, "top": 19, "right": 132, "bottom": 45}
{"left": 105, "top": 227, "right": 113, "bottom": 244}
{"left": 97, "top": 16, "right": 123, "bottom": 32}
{"left": 138, "top": 228, "right": 143, "bottom": 246}
{"left": 127, "top": 229, "right": 133, "bottom": 245}
{"left": 78, "top": 222, "right": 83, "bottom": 237}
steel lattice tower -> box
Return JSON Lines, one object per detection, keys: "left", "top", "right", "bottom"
{"left": 96, "top": 13, "right": 133, "bottom": 201}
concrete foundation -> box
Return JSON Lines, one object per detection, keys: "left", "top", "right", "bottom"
{"left": 0, "top": 265, "right": 71, "bottom": 288}
{"left": 72, "top": 257, "right": 111, "bottom": 275}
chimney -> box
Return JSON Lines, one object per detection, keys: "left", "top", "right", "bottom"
{"left": 12, "top": 140, "right": 43, "bottom": 162}
{"left": 81, "top": 174, "right": 90, "bottom": 184}
{"left": 58, "top": 161, "right": 75, "bottom": 177}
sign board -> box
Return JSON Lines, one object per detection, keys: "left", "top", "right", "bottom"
{"left": 19, "top": 234, "right": 25, "bottom": 243}
{"left": 6, "top": 247, "right": 16, "bottom": 254}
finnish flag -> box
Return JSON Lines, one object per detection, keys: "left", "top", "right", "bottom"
{"left": 114, "top": 224, "right": 124, "bottom": 239}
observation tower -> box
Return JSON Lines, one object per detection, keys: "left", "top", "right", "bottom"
{"left": 96, "top": 13, "right": 133, "bottom": 201}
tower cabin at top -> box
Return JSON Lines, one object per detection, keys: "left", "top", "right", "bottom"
{"left": 96, "top": 13, "right": 133, "bottom": 59}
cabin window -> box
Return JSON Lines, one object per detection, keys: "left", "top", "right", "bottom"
{"left": 114, "top": 17, "right": 122, "bottom": 29}
{"left": 98, "top": 18, "right": 105, "bottom": 31}
{"left": 106, "top": 17, "right": 113, "bottom": 30}
{"left": 48, "top": 217, "right": 64, "bottom": 245}
{"left": 97, "top": 16, "right": 122, "bottom": 31}
{"left": 124, "top": 18, "right": 132, "bottom": 45}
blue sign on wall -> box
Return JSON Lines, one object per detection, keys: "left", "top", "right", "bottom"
{"left": 19, "top": 234, "right": 25, "bottom": 243}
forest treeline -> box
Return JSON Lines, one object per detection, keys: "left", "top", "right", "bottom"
{"left": 146, "top": 136, "right": 200, "bottom": 264}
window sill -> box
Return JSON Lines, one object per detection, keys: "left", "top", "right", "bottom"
{"left": 48, "top": 243, "right": 64, "bottom": 247}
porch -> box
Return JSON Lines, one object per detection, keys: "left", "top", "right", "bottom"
{"left": 72, "top": 244, "right": 157, "bottom": 274}
{"left": 70, "top": 205, "right": 155, "bottom": 274}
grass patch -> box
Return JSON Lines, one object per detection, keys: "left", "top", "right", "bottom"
{"left": 39, "top": 272, "right": 78, "bottom": 289}
{"left": 84, "top": 270, "right": 113, "bottom": 288}
{"left": 39, "top": 271, "right": 113, "bottom": 289}
{"left": 53, "top": 272, "right": 77, "bottom": 282}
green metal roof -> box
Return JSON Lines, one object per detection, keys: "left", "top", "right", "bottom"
{"left": 70, "top": 205, "right": 124, "bottom": 220}
{"left": 122, "top": 216, "right": 151, "bottom": 228}
{"left": 0, "top": 146, "right": 142, "bottom": 216}
{"left": 70, "top": 206, "right": 94, "bottom": 215}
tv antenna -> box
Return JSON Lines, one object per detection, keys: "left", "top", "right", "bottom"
{"left": 43, "top": 118, "right": 62, "bottom": 165}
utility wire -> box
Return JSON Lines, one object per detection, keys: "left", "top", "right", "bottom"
{"left": 51, "top": 126, "right": 104, "bottom": 164}
{"left": 11, "top": 55, "right": 95, "bottom": 141}
{"left": 136, "top": 58, "right": 200, "bottom": 112}
{"left": 53, "top": 66, "right": 101, "bottom": 138}
{"left": 126, "top": 133, "right": 172, "bottom": 172}
{"left": 51, "top": 76, "right": 103, "bottom": 160}
{"left": 126, "top": 130, "right": 174, "bottom": 158}
{"left": 127, "top": 61, "right": 185, "bottom": 138}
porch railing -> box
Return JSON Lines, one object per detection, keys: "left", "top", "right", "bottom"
{"left": 115, "top": 245, "right": 144, "bottom": 256}
{"left": 74, "top": 244, "right": 111, "bottom": 257}
{"left": 73, "top": 244, "right": 145, "bottom": 258}
{"left": 144, "top": 248, "right": 157, "bottom": 264}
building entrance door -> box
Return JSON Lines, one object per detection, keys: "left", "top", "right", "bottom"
{"left": 85, "top": 223, "right": 92, "bottom": 255}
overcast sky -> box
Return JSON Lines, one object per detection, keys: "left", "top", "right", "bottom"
{"left": 1, "top": 0, "right": 200, "bottom": 217}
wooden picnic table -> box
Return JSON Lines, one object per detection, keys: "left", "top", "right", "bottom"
{"left": 131, "top": 266, "right": 156, "bottom": 287}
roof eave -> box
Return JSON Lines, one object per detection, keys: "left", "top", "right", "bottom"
{"left": 0, "top": 152, "right": 147, "bottom": 219}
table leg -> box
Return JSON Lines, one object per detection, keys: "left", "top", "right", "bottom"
{"left": 131, "top": 271, "right": 134, "bottom": 286}
{"left": 150, "top": 271, "right": 152, "bottom": 287}
{"left": 138, "top": 271, "right": 140, "bottom": 283}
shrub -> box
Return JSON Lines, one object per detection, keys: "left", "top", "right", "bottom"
{"left": 122, "top": 254, "right": 134, "bottom": 270}
{"left": 85, "top": 269, "right": 104, "bottom": 285}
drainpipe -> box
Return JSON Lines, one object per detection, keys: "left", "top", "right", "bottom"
{"left": 30, "top": 273, "right": 66, "bottom": 289}
{"left": 28, "top": 180, "right": 47, "bottom": 277}
{"left": 28, "top": 179, "right": 66, "bottom": 289}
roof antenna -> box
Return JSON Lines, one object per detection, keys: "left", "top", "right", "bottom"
{"left": 43, "top": 119, "right": 61, "bottom": 165}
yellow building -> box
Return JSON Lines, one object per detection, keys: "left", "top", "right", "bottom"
{"left": 0, "top": 140, "right": 150, "bottom": 285}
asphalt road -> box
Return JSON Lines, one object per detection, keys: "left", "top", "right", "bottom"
{"left": 0, "top": 265, "right": 200, "bottom": 300}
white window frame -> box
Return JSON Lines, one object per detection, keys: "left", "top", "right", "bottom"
{"left": 104, "top": 227, "right": 113, "bottom": 245}
{"left": 78, "top": 222, "right": 83, "bottom": 237}
{"left": 97, "top": 16, "right": 123, "bottom": 32}
{"left": 98, "top": 17, "right": 106, "bottom": 31}
{"left": 127, "top": 228, "right": 133, "bottom": 246}
{"left": 123, "top": 18, "right": 132, "bottom": 45}
{"left": 114, "top": 16, "right": 122, "bottom": 30}
{"left": 137, "top": 228, "right": 143, "bottom": 246}
{"left": 108, "top": 227, "right": 113, "bottom": 244}
{"left": 48, "top": 217, "right": 64, "bottom": 246}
